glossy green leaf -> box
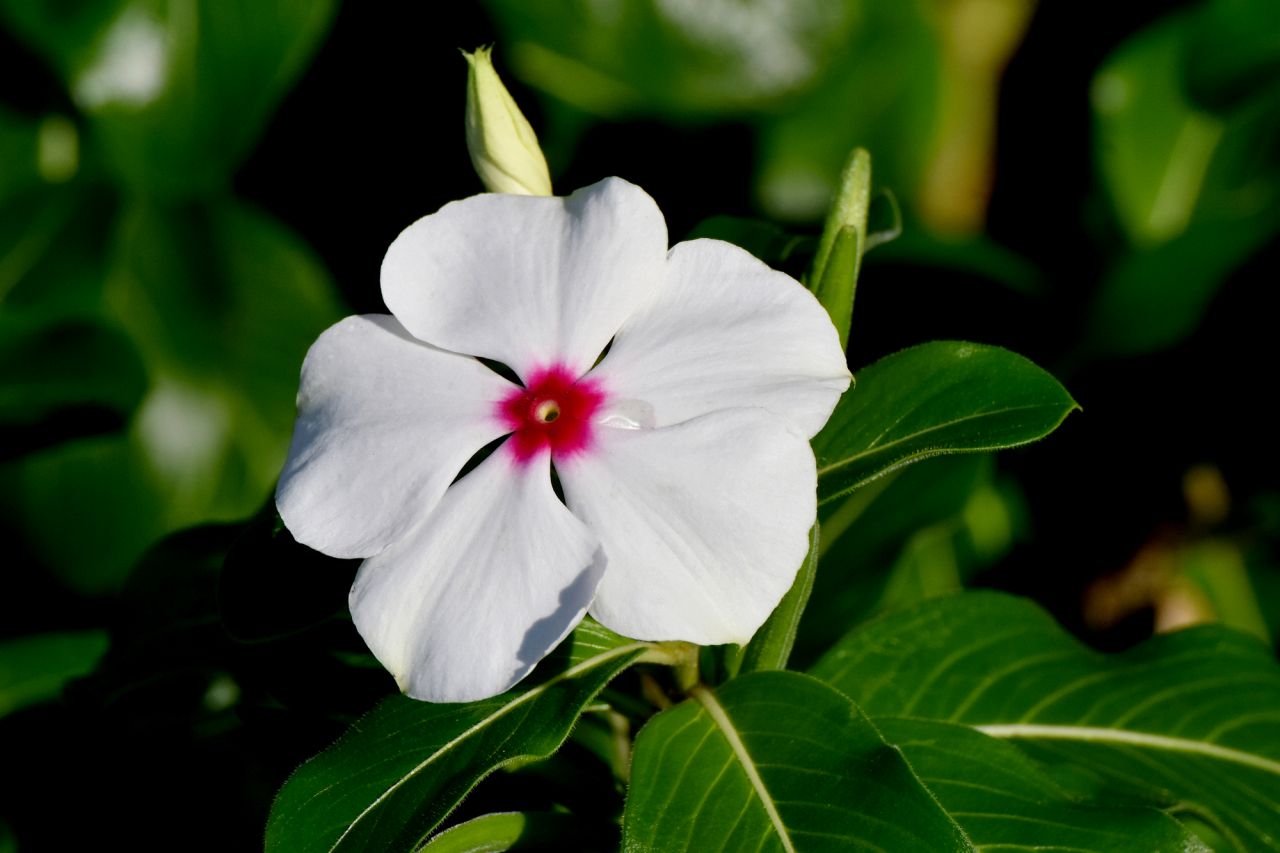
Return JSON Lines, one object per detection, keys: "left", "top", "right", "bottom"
{"left": 878, "top": 718, "right": 1208, "bottom": 852}
{"left": 420, "top": 812, "right": 614, "bottom": 853}
{"left": 266, "top": 621, "right": 651, "bottom": 853}
{"left": 417, "top": 813, "right": 534, "bottom": 853}
{"left": 0, "top": 631, "right": 109, "bottom": 718}
{"left": 812, "top": 342, "right": 1078, "bottom": 505}
{"left": 813, "top": 592, "right": 1280, "bottom": 851}
{"left": 737, "top": 524, "right": 819, "bottom": 674}
{"left": 624, "top": 671, "right": 973, "bottom": 852}
{"left": 1, "top": 0, "right": 336, "bottom": 193}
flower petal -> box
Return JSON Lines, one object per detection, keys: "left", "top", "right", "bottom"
{"left": 589, "top": 238, "right": 851, "bottom": 437}
{"left": 382, "top": 177, "right": 668, "bottom": 379}
{"left": 276, "top": 314, "right": 513, "bottom": 559}
{"left": 349, "top": 452, "right": 604, "bottom": 702}
{"left": 557, "top": 408, "right": 817, "bottom": 645}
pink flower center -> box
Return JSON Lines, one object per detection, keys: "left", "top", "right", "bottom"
{"left": 497, "top": 365, "right": 605, "bottom": 464}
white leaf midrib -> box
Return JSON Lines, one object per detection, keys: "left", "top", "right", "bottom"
{"left": 691, "top": 684, "right": 797, "bottom": 853}
{"left": 816, "top": 402, "right": 1065, "bottom": 478}
{"left": 975, "top": 723, "right": 1280, "bottom": 777}
{"left": 327, "top": 641, "right": 649, "bottom": 852}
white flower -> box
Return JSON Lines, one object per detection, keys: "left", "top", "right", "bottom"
{"left": 276, "top": 178, "right": 851, "bottom": 702}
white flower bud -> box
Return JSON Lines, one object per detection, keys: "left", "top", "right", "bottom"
{"left": 463, "top": 46, "right": 552, "bottom": 196}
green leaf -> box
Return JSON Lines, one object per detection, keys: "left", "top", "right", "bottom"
{"left": 420, "top": 812, "right": 614, "bottom": 853}
{"left": 1085, "top": 8, "right": 1280, "bottom": 357}
{"left": 484, "top": 0, "right": 863, "bottom": 117}
{"left": 1, "top": 0, "right": 336, "bottom": 193}
{"left": 1184, "top": 0, "right": 1280, "bottom": 111}
{"left": 0, "top": 182, "right": 116, "bottom": 317}
{"left": 878, "top": 718, "right": 1209, "bottom": 852}
{"left": 1088, "top": 210, "right": 1280, "bottom": 356}
{"left": 812, "top": 342, "right": 1078, "bottom": 505}
{"left": 1093, "top": 14, "right": 1224, "bottom": 246}
{"left": 808, "top": 147, "right": 870, "bottom": 349}
{"left": 266, "top": 621, "right": 651, "bottom": 853}
{"left": 794, "top": 455, "right": 993, "bottom": 664}
{"left": 0, "top": 631, "right": 109, "bottom": 718}
{"left": 623, "top": 670, "right": 973, "bottom": 852}
{"left": 0, "top": 198, "right": 339, "bottom": 591}
{"left": 0, "top": 107, "right": 41, "bottom": 204}
{"left": 1181, "top": 540, "right": 1270, "bottom": 643}
{"left": 0, "top": 0, "right": 118, "bottom": 79}
{"left": 737, "top": 524, "right": 819, "bottom": 674}
{"left": 753, "top": 3, "right": 940, "bottom": 222}
{"left": 0, "top": 317, "right": 142, "bottom": 421}
{"left": 813, "top": 592, "right": 1280, "bottom": 851}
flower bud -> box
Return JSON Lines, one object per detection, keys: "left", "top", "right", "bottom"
{"left": 463, "top": 46, "right": 552, "bottom": 196}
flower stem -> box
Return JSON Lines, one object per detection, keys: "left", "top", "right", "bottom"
{"left": 674, "top": 644, "right": 701, "bottom": 693}
{"left": 639, "top": 640, "right": 703, "bottom": 697}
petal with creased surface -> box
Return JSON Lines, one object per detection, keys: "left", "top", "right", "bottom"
{"left": 276, "top": 314, "right": 513, "bottom": 559}
{"left": 382, "top": 177, "right": 668, "bottom": 380}
{"left": 350, "top": 451, "right": 604, "bottom": 703}
{"left": 558, "top": 408, "right": 817, "bottom": 646}
{"left": 588, "top": 238, "right": 850, "bottom": 436}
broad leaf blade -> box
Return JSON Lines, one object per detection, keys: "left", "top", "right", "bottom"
{"left": 813, "top": 592, "right": 1280, "bottom": 851}
{"left": 624, "top": 671, "right": 974, "bottom": 852}
{"left": 879, "top": 718, "right": 1208, "bottom": 852}
{"left": 419, "top": 812, "right": 614, "bottom": 853}
{"left": 0, "top": 631, "right": 109, "bottom": 718}
{"left": 813, "top": 342, "right": 1077, "bottom": 504}
{"left": 266, "top": 621, "right": 649, "bottom": 853}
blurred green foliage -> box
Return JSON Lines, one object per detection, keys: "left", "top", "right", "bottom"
{"left": 0, "top": 0, "right": 341, "bottom": 592}
{"left": 484, "top": 0, "right": 947, "bottom": 224}
{"left": 1088, "top": 3, "right": 1280, "bottom": 355}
